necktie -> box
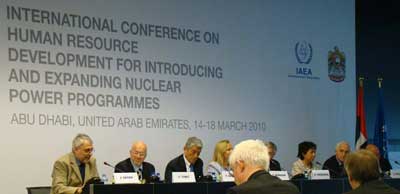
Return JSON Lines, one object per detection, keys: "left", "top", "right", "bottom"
{"left": 138, "top": 168, "right": 143, "bottom": 180}
{"left": 79, "top": 163, "right": 85, "bottom": 182}
{"left": 189, "top": 164, "right": 194, "bottom": 172}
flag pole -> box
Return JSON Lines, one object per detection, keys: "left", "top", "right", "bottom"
{"left": 359, "top": 77, "right": 364, "bottom": 87}
{"left": 377, "top": 77, "right": 383, "bottom": 88}
{"left": 374, "top": 76, "right": 389, "bottom": 161}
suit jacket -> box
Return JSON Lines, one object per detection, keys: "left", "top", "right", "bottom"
{"left": 227, "top": 170, "right": 300, "bottom": 194}
{"left": 114, "top": 158, "right": 155, "bottom": 182}
{"left": 344, "top": 179, "right": 400, "bottom": 194}
{"left": 380, "top": 158, "right": 392, "bottom": 172}
{"left": 323, "top": 155, "right": 347, "bottom": 178}
{"left": 269, "top": 159, "right": 282, "bottom": 171}
{"left": 50, "top": 152, "right": 99, "bottom": 194}
{"left": 164, "top": 154, "right": 203, "bottom": 183}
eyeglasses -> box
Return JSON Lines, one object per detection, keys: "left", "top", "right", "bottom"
{"left": 132, "top": 151, "right": 146, "bottom": 157}
{"left": 82, "top": 148, "right": 94, "bottom": 154}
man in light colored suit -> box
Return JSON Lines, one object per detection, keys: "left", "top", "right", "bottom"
{"left": 51, "top": 134, "right": 99, "bottom": 194}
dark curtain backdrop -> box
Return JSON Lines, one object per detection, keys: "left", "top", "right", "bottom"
{"left": 356, "top": 0, "right": 400, "bottom": 150}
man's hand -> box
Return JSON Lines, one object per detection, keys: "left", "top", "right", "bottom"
{"left": 75, "top": 186, "right": 83, "bottom": 194}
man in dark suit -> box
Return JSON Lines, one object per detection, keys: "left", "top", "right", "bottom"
{"left": 265, "top": 141, "right": 282, "bottom": 171}
{"left": 366, "top": 144, "right": 392, "bottom": 173}
{"left": 115, "top": 141, "right": 155, "bottom": 183}
{"left": 344, "top": 150, "right": 400, "bottom": 194}
{"left": 164, "top": 137, "right": 204, "bottom": 183}
{"left": 323, "top": 141, "right": 350, "bottom": 178}
{"left": 227, "top": 139, "right": 299, "bottom": 194}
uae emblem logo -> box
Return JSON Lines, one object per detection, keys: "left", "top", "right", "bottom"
{"left": 328, "top": 46, "right": 346, "bottom": 82}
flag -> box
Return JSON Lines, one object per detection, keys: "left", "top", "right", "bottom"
{"left": 355, "top": 78, "right": 367, "bottom": 150}
{"left": 373, "top": 79, "right": 389, "bottom": 159}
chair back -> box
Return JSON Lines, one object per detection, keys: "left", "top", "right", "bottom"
{"left": 26, "top": 186, "right": 51, "bottom": 194}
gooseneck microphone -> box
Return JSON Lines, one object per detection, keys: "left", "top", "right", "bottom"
{"left": 104, "top": 161, "right": 125, "bottom": 172}
{"left": 315, "top": 161, "right": 322, "bottom": 168}
{"left": 316, "top": 161, "right": 344, "bottom": 177}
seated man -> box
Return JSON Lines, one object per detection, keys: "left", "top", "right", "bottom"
{"left": 227, "top": 139, "right": 299, "bottom": 194}
{"left": 115, "top": 141, "right": 155, "bottom": 183}
{"left": 164, "top": 137, "right": 204, "bottom": 183}
{"left": 366, "top": 144, "right": 392, "bottom": 173}
{"left": 344, "top": 150, "right": 400, "bottom": 194}
{"left": 51, "top": 134, "right": 99, "bottom": 194}
{"left": 265, "top": 141, "right": 282, "bottom": 171}
{"left": 322, "top": 141, "right": 350, "bottom": 178}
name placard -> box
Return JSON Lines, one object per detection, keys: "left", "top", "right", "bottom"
{"left": 310, "top": 170, "right": 330, "bottom": 180}
{"left": 269, "top": 171, "right": 290, "bottom": 180}
{"left": 221, "top": 170, "right": 234, "bottom": 182}
{"left": 390, "top": 170, "right": 400, "bottom": 178}
{"left": 113, "top": 172, "right": 140, "bottom": 184}
{"left": 172, "top": 172, "right": 196, "bottom": 183}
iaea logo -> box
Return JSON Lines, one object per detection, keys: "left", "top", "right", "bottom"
{"left": 295, "top": 41, "right": 312, "bottom": 64}
{"left": 288, "top": 41, "right": 319, "bottom": 80}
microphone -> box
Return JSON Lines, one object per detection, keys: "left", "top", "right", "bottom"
{"left": 391, "top": 160, "right": 400, "bottom": 167}
{"left": 317, "top": 161, "right": 346, "bottom": 178}
{"left": 315, "top": 161, "right": 322, "bottom": 168}
{"left": 104, "top": 161, "right": 125, "bottom": 173}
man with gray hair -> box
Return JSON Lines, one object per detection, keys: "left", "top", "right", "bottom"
{"left": 50, "top": 133, "right": 99, "bottom": 194}
{"left": 322, "top": 141, "right": 351, "bottom": 178}
{"left": 227, "top": 139, "right": 299, "bottom": 194}
{"left": 164, "top": 136, "right": 204, "bottom": 183}
{"left": 265, "top": 141, "right": 282, "bottom": 171}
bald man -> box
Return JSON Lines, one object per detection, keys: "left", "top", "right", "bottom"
{"left": 366, "top": 144, "right": 392, "bottom": 173}
{"left": 115, "top": 141, "right": 155, "bottom": 183}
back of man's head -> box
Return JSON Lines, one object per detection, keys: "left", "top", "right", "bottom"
{"left": 229, "top": 139, "right": 269, "bottom": 170}
{"left": 344, "top": 150, "right": 380, "bottom": 185}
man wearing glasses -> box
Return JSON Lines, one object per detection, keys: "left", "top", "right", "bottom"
{"left": 115, "top": 141, "right": 155, "bottom": 183}
{"left": 51, "top": 133, "right": 99, "bottom": 194}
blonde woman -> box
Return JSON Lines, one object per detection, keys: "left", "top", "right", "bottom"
{"left": 207, "top": 140, "right": 233, "bottom": 176}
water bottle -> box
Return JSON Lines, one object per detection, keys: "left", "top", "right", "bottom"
{"left": 101, "top": 174, "right": 109, "bottom": 184}
{"left": 156, "top": 173, "right": 161, "bottom": 181}
{"left": 303, "top": 171, "right": 308, "bottom": 179}
{"left": 211, "top": 172, "right": 217, "bottom": 182}
{"left": 149, "top": 172, "right": 161, "bottom": 183}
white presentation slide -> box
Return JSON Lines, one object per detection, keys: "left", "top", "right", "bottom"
{"left": 0, "top": 1, "right": 355, "bottom": 194}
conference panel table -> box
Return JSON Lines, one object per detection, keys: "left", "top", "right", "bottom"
{"left": 89, "top": 178, "right": 400, "bottom": 194}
